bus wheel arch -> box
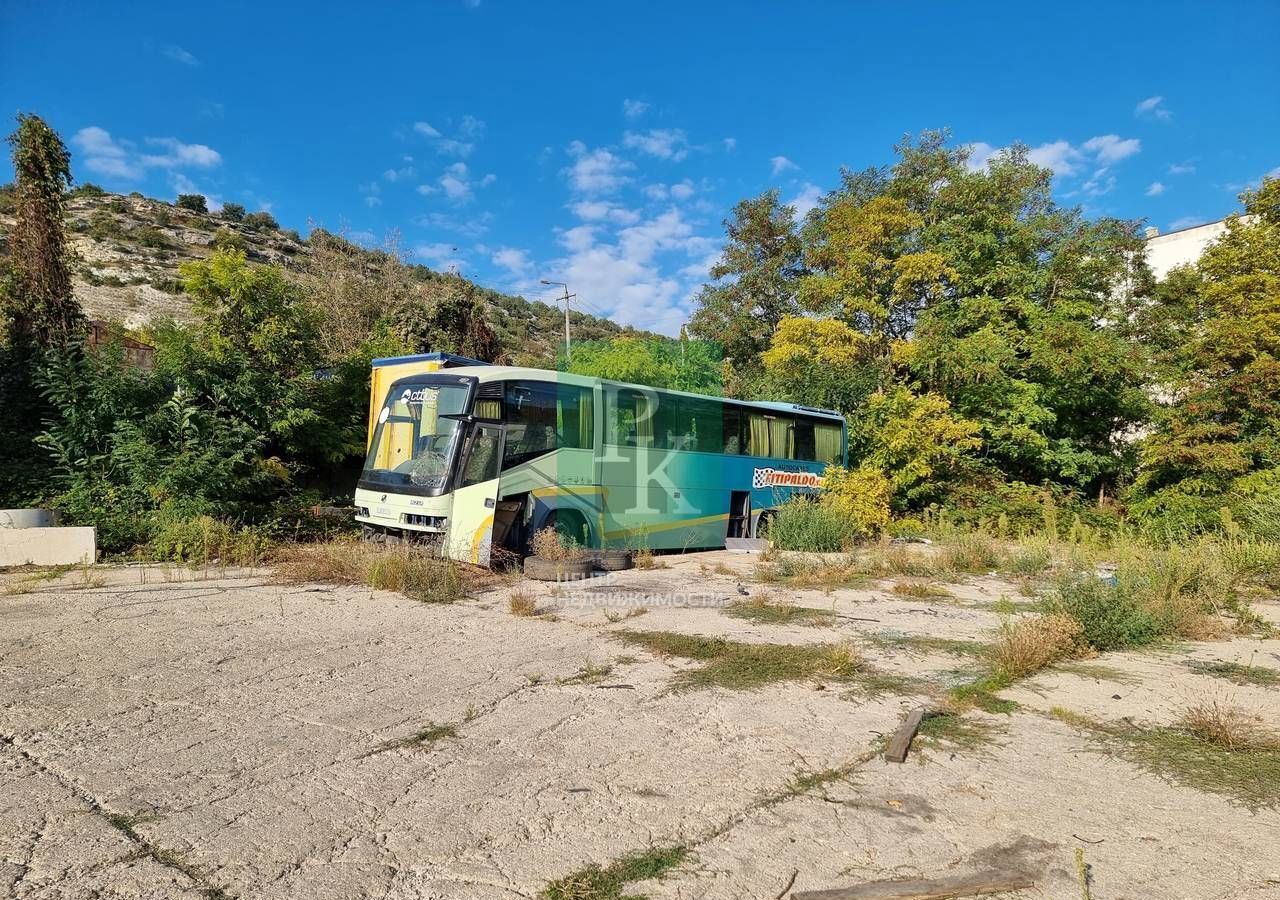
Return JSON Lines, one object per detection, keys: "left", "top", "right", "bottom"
{"left": 752, "top": 509, "right": 776, "bottom": 540}
{"left": 536, "top": 506, "right": 594, "bottom": 550}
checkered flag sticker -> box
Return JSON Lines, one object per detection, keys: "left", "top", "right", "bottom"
{"left": 752, "top": 468, "right": 773, "bottom": 489}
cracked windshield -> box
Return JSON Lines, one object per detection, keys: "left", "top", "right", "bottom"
{"left": 362, "top": 382, "right": 469, "bottom": 490}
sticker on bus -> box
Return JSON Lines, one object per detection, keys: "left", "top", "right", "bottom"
{"left": 752, "top": 468, "right": 824, "bottom": 489}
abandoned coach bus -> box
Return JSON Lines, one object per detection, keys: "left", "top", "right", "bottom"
{"left": 354, "top": 362, "right": 847, "bottom": 565}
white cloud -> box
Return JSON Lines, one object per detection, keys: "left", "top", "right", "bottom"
{"left": 571, "top": 200, "right": 641, "bottom": 225}
{"left": 623, "top": 128, "right": 689, "bottom": 161}
{"left": 770, "top": 155, "right": 797, "bottom": 176}
{"left": 1135, "top": 96, "right": 1171, "bottom": 121}
{"left": 384, "top": 164, "right": 416, "bottom": 182}
{"left": 1027, "top": 140, "right": 1083, "bottom": 176}
{"left": 427, "top": 162, "right": 496, "bottom": 203}
{"left": 170, "top": 173, "right": 221, "bottom": 211}
{"left": 73, "top": 127, "right": 221, "bottom": 182}
{"left": 413, "top": 118, "right": 479, "bottom": 156}
{"left": 1083, "top": 134, "right": 1142, "bottom": 165}
{"left": 669, "top": 179, "right": 695, "bottom": 201}
{"left": 789, "top": 182, "right": 823, "bottom": 220}
{"left": 1146, "top": 181, "right": 1166, "bottom": 197}
{"left": 492, "top": 247, "right": 531, "bottom": 275}
{"left": 163, "top": 45, "right": 199, "bottom": 66}
{"left": 414, "top": 211, "right": 492, "bottom": 238}
{"left": 723, "top": 137, "right": 737, "bottom": 152}
{"left": 622, "top": 98, "right": 650, "bottom": 119}
{"left": 564, "top": 141, "right": 633, "bottom": 194}
{"left": 415, "top": 183, "right": 437, "bottom": 195}
{"left": 963, "top": 141, "right": 1000, "bottom": 172}
{"left": 1082, "top": 169, "right": 1116, "bottom": 197}
{"left": 414, "top": 242, "right": 465, "bottom": 271}
{"left": 359, "top": 181, "right": 382, "bottom": 207}
{"left": 439, "top": 162, "right": 473, "bottom": 201}
{"left": 1168, "top": 161, "right": 1196, "bottom": 175}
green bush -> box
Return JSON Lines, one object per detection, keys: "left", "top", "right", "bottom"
{"left": 149, "top": 513, "right": 270, "bottom": 566}
{"left": 221, "top": 202, "right": 246, "bottom": 222}
{"left": 213, "top": 227, "right": 246, "bottom": 251}
{"left": 765, "top": 497, "right": 854, "bottom": 552}
{"left": 69, "top": 182, "right": 106, "bottom": 197}
{"left": 1046, "top": 574, "right": 1162, "bottom": 651}
{"left": 176, "top": 193, "right": 208, "bottom": 213}
{"left": 243, "top": 210, "right": 278, "bottom": 231}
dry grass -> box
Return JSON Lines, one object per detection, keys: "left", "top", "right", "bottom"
{"left": 531, "top": 526, "right": 587, "bottom": 562}
{"left": 273, "top": 540, "right": 472, "bottom": 603}
{"left": 990, "top": 614, "right": 1084, "bottom": 680}
{"left": 541, "top": 844, "right": 689, "bottom": 900}
{"left": 1180, "top": 695, "right": 1280, "bottom": 752}
{"left": 633, "top": 549, "right": 669, "bottom": 569}
{"left": 712, "top": 562, "right": 737, "bottom": 576}
{"left": 508, "top": 588, "right": 538, "bottom": 617}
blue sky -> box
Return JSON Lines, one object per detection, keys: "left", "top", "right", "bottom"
{"left": 3, "top": 1, "right": 1277, "bottom": 334}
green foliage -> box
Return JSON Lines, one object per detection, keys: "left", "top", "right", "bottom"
{"left": 563, "top": 335, "right": 723, "bottom": 393}
{"left": 212, "top": 226, "right": 246, "bottom": 251}
{"left": 541, "top": 845, "right": 689, "bottom": 900}
{"left": 220, "top": 202, "right": 246, "bottom": 222}
{"left": 1046, "top": 574, "right": 1162, "bottom": 651}
{"left": 176, "top": 193, "right": 207, "bottom": 213}
{"left": 765, "top": 497, "right": 854, "bottom": 552}
{"left": 688, "top": 190, "right": 804, "bottom": 389}
{"left": 148, "top": 513, "right": 270, "bottom": 566}
{"left": 1128, "top": 179, "right": 1280, "bottom": 538}
{"left": 69, "top": 182, "right": 106, "bottom": 198}
{"left": 242, "top": 210, "right": 278, "bottom": 231}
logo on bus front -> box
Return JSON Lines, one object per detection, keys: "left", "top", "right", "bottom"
{"left": 752, "top": 467, "right": 823, "bottom": 489}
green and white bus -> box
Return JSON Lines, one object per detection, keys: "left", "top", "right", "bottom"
{"left": 354, "top": 361, "right": 847, "bottom": 565}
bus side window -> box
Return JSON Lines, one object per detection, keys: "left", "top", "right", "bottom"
{"left": 722, "top": 405, "right": 744, "bottom": 455}
{"left": 793, "top": 418, "right": 816, "bottom": 461}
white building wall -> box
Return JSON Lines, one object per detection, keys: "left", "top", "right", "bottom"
{"left": 1143, "top": 218, "right": 1248, "bottom": 280}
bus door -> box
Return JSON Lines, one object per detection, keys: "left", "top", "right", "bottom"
{"left": 444, "top": 424, "right": 503, "bottom": 566}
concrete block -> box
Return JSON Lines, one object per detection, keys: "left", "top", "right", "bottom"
{"left": 1, "top": 508, "right": 60, "bottom": 529}
{"left": 0, "top": 527, "right": 96, "bottom": 567}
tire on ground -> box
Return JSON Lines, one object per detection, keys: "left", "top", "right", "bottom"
{"left": 523, "top": 556, "right": 594, "bottom": 581}
{"left": 592, "top": 549, "right": 633, "bottom": 571}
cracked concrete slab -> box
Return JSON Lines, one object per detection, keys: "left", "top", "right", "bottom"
{"left": 2, "top": 554, "right": 1279, "bottom": 899}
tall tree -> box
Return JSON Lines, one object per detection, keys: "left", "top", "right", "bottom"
{"left": 2, "top": 113, "right": 81, "bottom": 346}
{"left": 0, "top": 114, "right": 82, "bottom": 506}
{"left": 688, "top": 191, "right": 804, "bottom": 388}
{"left": 1129, "top": 178, "right": 1280, "bottom": 535}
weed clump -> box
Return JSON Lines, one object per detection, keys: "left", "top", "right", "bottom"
{"left": 508, "top": 588, "right": 538, "bottom": 617}
{"left": 530, "top": 526, "right": 586, "bottom": 562}
{"left": 724, "top": 595, "right": 835, "bottom": 627}
{"left": 614, "top": 630, "right": 862, "bottom": 691}
{"left": 990, "top": 614, "right": 1084, "bottom": 680}
{"left": 541, "top": 845, "right": 689, "bottom": 900}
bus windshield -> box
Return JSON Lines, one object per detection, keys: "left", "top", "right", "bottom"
{"left": 361, "top": 381, "right": 471, "bottom": 493}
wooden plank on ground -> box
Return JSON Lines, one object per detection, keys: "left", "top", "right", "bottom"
{"left": 793, "top": 868, "right": 1035, "bottom": 900}
{"left": 884, "top": 706, "right": 926, "bottom": 763}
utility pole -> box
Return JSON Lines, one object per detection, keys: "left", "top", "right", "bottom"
{"left": 540, "top": 280, "right": 576, "bottom": 364}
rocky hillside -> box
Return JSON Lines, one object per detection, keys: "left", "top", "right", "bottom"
{"left": 0, "top": 186, "right": 646, "bottom": 363}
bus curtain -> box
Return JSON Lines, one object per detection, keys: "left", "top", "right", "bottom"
{"left": 747, "top": 413, "right": 771, "bottom": 457}
{"left": 768, "top": 416, "right": 794, "bottom": 460}
{"left": 815, "top": 422, "right": 842, "bottom": 465}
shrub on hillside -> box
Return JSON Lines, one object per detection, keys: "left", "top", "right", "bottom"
{"left": 213, "top": 227, "right": 246, "bottom": 251}
{"left": 176, "top": 193, "right": 208, "bottom": 213}
{"left": 243, "top": 210, "right": 278, "bottom": 231}
{"left": 69, "top": 182, "right": 106, "bottom": 197}
{"left": 220, "top": 202, "right": 246, "bottom": 222}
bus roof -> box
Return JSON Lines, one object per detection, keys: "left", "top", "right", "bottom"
{"left": 388, "top": 364, "right": 845, "bottom": 422}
